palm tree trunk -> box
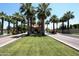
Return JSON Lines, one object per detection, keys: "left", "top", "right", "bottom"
{"left": 41, "top": 19, "right": 45, "bottom": 35}
{"left": 67, "top": 20, "right": 70, "bottom": 33}
{"left": 16, "top": 20, "right": 18, "bottom": 34}
{"left": 47, "top": 24, "right": 48, "bottom": 29}
{"left": 21, "top": 21, "right": 22, "bottom": 33}
{"left": 56, "top": 23, "right": 58, "bottom": 32}
{"left": 13, "top": 24, "right": 15, "bottom": 30}
{"left": 23, "top": 20, "right": 26, "bottom": 33}
{"left": 1, "top": 18, "right": 4, "bottom": 35}
{"left": 62, "top": 22, "right": 64, "bottom": 33}
{"left": 27, "top": 18, "right": 30, "bottom": 36}
{"left": 53, "top": 22, "right": 55, "bottom": 33}
{"left": 7, "top": 21, "right": 10, "bottom": 34}
{"left": 30, "top": 17, "right": 32, "bottom": 34}
{"left": 13, "top": 23, "right": 16, "bottom": 35}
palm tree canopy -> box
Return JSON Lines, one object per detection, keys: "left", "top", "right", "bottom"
{"left": 64, "top": 11, "right": 74, "bottom": 20}
{"left": 37, "top": 20, "right": 41, "bottom": 25}
{"left": 10, "top": 16, "right": 17, "bottom": 24}
{"left": 20, "top": 3, "right": 36, "bottom": 18}
{"left": 60, "top": 16, "right": 67, "bottom": 22}
{"left": 0, "top": 12, "right": 6, "bottom": 19}
{"left": 37, "top": 3, "right": 51, "bottom": 20}
{"left": 45, "top": 20, "right": 50, "bottom": 25}
{"left": 12, "top": 12, "right": 25, "bottom": 23}
{"left": 5, "top": 16, "right": 11, "bottom": 22}
{"left": 5, "top": 16, "right": 15, "bottom": 24}
{"left": 50, "top": 15, "right": 58, "bottom": 23}
{"left": 60, "top": 11, "right": 74, "bottom": 22}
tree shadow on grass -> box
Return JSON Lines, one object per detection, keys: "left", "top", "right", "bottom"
{"left": 11, "top": 33, "right": 46, "bottom": 38}
{"left": 29, "top": 34, "right": 46, "bottom": 37}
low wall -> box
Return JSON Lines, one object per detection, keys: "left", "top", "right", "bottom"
{"left": 57, "top": 29, "right": 79, "bottom": 33}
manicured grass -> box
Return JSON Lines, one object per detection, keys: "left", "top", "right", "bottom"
{"left": 0, "top": 35, "right": 79, "bottom": 56}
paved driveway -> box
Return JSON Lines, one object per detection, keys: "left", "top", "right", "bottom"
{"left": 46, "top": 33, "right": 79, "bottom": 50}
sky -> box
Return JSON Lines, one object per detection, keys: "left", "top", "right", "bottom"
{"left": 0, "top": 3, "right": 79, "bottom": 29}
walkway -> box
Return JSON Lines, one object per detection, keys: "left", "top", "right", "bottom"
{"left": 46, "top": 33, "right": 79, "bottom": 50}
{"left": 0, "top": 32, "right": 27, "bottom": 47}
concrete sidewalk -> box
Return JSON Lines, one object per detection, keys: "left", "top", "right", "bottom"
{"left": 46, "top": 33, "right": 79, "bottom": 50}
{"left": 0, "top": 36, "right": 20, "bottom": 47}
{"left": 0, "top": 32, "right": 27, "bottom": 47}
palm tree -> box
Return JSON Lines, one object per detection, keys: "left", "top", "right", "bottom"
{"left": 13, "top": 12, "right": 24, "bottom": 34}
{"left": 5, "top": 16, "right": 11, "bottom": 34}
{"left": 64, "top": 11, "right": 74, "bottom": 33}
{"left": 45, "top": 20, "right": 49, "bottom": 29}
{"left": 11, "top": 16, "right": 17, "bottom": 34}
{"left": 37, "top": 3, "right": 51, "bottom": 35}
{"left": 60, "top": 16, "right": 67, "bottom": 33}
{"left": 20, "top": 3, "right": 36, "bottom": 35}
{"left": 50, "top": 15, "right": 58, "bottom": 33}
{"left": 56, "top": 19, "right": 59, "bottom": 30}
{"left": 20, "top": 15, "right": 26, "bottom": 33}
{"left": 0, "top": 12, "right": 6, "bottom": 35}
{"left": 5, "top": 16, "right": 15, "bottom": 34}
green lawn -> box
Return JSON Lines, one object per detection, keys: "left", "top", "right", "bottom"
{"left": 0, "top": 35, "right": 79, "bottom": 56}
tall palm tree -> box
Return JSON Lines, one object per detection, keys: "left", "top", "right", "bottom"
{"left": 20, "top": 3, "right": 36, "bottom": 35}
{"left": 0, "top": 12, "right": 6, "bottom": 35}
{"left": 60, "top": 16, "right": 67, "bottom": 33}
{"left": 37, "top": 3, "right": 51, "bottom": 35}
{"left": 45, "top": 20, "right": 49, "bottom": 29}
{"left": 50, "top": 15, "right": 58, "bottom": 33}
{"left": 64, "top": 11, "right": 74, "bottom": 33}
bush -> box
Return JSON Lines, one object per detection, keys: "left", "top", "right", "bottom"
{"left": 46, "top": 28, "right": 50, "bottom": 32}
{"left": 49, "top": 29, "right": 57, "bottom": 34}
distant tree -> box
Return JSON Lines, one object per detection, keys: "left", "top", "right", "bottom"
{"left": 50, "top": 15, "right": 58, "bottom": 33}
{"left": 73, "top": 24, "right": 79, "bottom": 29}
{"left": 70, "top": 25, "right": 73, "bottom": 29}
{"left": 45, "top": 20, "right": 50, "bottom": 29}
{"left": 60, "top": 15, "right": 67, "bottom": 33}
{"left": 0, "top": 12, "right": 6, "bottom": 35}
{"left": 64, "top": 11, "right": 74, "bottom": 32}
